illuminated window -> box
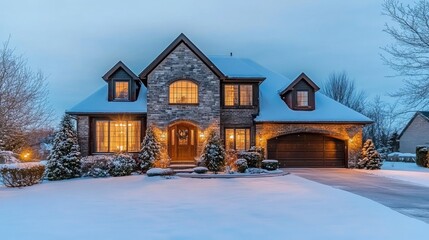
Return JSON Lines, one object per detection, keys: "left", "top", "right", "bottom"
{"left": 114, "top": 81, "right": 129, "bottom": 100}
{"left": 224, "top": 84, "right": 253, "bottom": 106}
{"left": 225, "top": 128, "right": 250, "bottom": 151}
{"left": 297, "top": 91, "right": 309, "bottom": 107}
{"left": 169, "top": 80, "right": 198, "bottom": 104}
{"left": 94, "top": 120, "right": 141, "bottom": 152}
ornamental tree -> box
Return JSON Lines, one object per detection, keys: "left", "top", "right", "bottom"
{"left": 46, "top": 114, "right": 81, "bottom": 180}
{"left": 138, "top": 125, "right": 161, "bottom": 172}
{"left": 201, "top": 130, "right": 226, "bottom": 173}
{"left": 357, "top": 139, "right": 382, "bottom": 170}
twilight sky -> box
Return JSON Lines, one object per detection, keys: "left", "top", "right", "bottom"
{"left": 0, "top": 0, "right": 411, "bottom": 121}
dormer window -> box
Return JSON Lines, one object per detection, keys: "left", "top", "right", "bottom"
{"left": 297, "top": 91, "right": 309, "bottom": 107}
{"left": 114, "top": 81, "right": 129, "bottom": 100}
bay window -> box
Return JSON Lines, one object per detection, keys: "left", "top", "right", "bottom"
{"left": 94, "top": 120, "right": 141, "bottom": 153}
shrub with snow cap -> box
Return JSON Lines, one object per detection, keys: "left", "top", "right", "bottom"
{"left": 357, "top": 139, "right": 382, "bottom": 170}
{"left": 146, "top": 168, "right": 175, "bottom": 177}
{"left": 201, "top": 131, "right": 226, "bottom": 173}
{"left": 138, "top": 125, "right": 161, "bottom": 172}
{"left": 237, "top": 151, "right": 262, "bottom": 168}
{"left": 46, "top": 114, "right": 82, "bottom": 180}
{"left": 0, "top": 163, "right": 45, "bottom": 187}
{"left": 416, "top": 146, "right": 429, "bottom": 167}
{"left": 0, "top": 151, "right": 21, "bottom": 164}
{"left": 234, "top": 159, "right": 248, "bottom": 173}
{"left": 193, "top": 166, "right": 208, "bottom": 174}
{"left": 109, "top": 154, "right": 136, "bottom": 177}
{"left": 261, "top": 160, "right": 279, "bottom": 171}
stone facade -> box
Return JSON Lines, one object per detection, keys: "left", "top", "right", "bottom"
{"left": 399, "top": 114, "right": 429, "bottom": 153}
{"left": 76, "top": 116, "right": 90, "bottom": 156}
{"left": 256, "top": 123, "right": 364, "bottom": 167}
{"left": 146, "top": 43, "right": 221, "bottom": 155}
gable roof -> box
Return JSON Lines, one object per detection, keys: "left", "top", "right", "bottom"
{"left": 208, "top": 56, "right": 372, "bottom": 123}
{"left": 102, "top": 61, "right": 139, "bottom": 82}
{"left": 66, "top": 85, "right": 147, "bottom": 115}
{"left": 399, "top": 111, "right": 429, "bottom": 139}
{"left": 279, "top": 72, "right": 320, "bottom": 95}
{"left": 139, "top": 33, "right": 225, "bottom": 85}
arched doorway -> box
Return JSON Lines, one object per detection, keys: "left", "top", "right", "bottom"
{"left": 168, "top": 122, "right": 197, "bottom": 163}
{"left": 267, "top": 133, "right": 347, "bottom": 168}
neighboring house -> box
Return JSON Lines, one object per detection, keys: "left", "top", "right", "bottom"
{"left": 67, "top": 34, "right": 372, "bottom": 168}
{"left": 399, "top": 111, "right": 429, "bottom": 153}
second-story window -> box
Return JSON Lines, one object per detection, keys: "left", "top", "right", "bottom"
{"left": 169, "top": 80, "right": 198, "bottom": 104}
{"left": 114, "top": 81, "right": 129, "bottom": 100}
{"left": 224, "top": 84, "right": 253, "bottom": 107}
{"left": 297, "top": 91, "right": 309, "bottom": 107}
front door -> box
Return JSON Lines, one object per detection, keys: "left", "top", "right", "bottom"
{"left": 168, "top": 123, "right": 197, "bottom": 162}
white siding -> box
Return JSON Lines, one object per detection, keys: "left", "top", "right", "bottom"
{"left": 399, "top": 114, "right": 429, "bottom": 153}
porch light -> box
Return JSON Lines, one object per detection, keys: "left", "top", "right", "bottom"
{"left": 161, "top": 132, "right": 167, "bottom": 140}
{"left": 199, "top": 132, "right": 205, "bottom": 139}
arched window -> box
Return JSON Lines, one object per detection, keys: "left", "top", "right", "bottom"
{"left": 169, "top": 80, "right": 198, "bottom": 104}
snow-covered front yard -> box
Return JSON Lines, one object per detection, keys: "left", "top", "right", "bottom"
{"left": 357, "top": 162, "right": 429, "bottom": 188}
{"left": 0, "top": 174, "right": 427, "bottom": 240}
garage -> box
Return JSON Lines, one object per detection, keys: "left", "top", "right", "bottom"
{"left": 267, "top": 133, "right": 346, "bottom": 168}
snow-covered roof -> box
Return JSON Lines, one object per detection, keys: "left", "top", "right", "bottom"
{"left": 209, "top": 56, "right": 372, "bottom": 123}
{"left": 209, "top": 56, "right": 264, "bottom": 78}
{"left": 66, "top": 85, "right": 147, "bottom": 114}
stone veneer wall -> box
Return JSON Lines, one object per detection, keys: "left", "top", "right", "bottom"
{"left": 146, "top": 42, "right": 221, "bottom": 155}
{"left": 76, "top": 116, "right": 90, "bottom": 157}
{"left": 255, "top": 123, "right": 364, "bottom": 168}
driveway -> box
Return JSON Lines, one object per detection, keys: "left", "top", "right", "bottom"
{"left": 288, "top": 168, "right": 429, "bottom": 224}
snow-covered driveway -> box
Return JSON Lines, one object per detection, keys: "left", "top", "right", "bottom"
{"left": 0, "top": 174, "right": 427, "bottom": 240}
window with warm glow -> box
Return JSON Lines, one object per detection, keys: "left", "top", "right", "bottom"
{"left": 224, "top": 84, "right": 253, "bottom": 106}
{"left": 114, "top": 81, "right": 129, "bottom": 100}
{"left": 169, "top": 80, "right": 198, "bottom": 104}
{"left": 95, "top": 120, "right": 141, "bottom": 152}
{"left": 297, "top": 91, "right": 309, "bottom": 107}
{"left": 225, "top": 128, "right": 250, "bottom": 151}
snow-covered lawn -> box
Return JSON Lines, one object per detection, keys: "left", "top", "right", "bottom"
{"left": 356, "top": 162, "right": 429, "bottom": 188}
{"left": 0, "top": 175, "right": 427, "bottom": 240}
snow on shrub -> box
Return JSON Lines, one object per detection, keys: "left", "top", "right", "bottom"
{"left": 138, "top": 125, "right": 161, "bottom": 172}
{"left": 247, "top": 168, "right": 268, "bottom": 174}
{"left": 109, "top": 154, "right": 136, "bottom": 177}
{"left": 416, "top": 146, "right": 428, "bottom": 167}
{"left": 193, "top": 167, "right": 208, "bottom": 174}
{"left": 237, "top": 151, "right": 262, "bottom": 168}
{"left": 357, "top": 139, "right": 382, "bottom": 170}
{"left": 153, "top": 150, "right": 171, "bottom": 169}
{"left": 249, "top": 146, "right": 265, "bottom": 158}
{"left": 0, "top": 163, "right": 45, "bottom": 187}
{"left": 46, "top": 114, "right": 82, "bottom": 180}
{"left": 0, "top": 151, "right": 21, "bottom": 164}
{"left": 201, "top": 131, "right": 226, "bottom": 173}
{"left": 234, "top": 159, "right": 248, "bottom": 173}
{"left": 81, "top": 155, "right": 113, "bottom": 178}
{"left": 225, "top": 149, "right": 238, "bottom": 170}
{"left": 146, "top": 168, "right": 175, "bottom": 177}
{"left": 387, "top": 152, "right": 416, "bottom": 162}
{"left": 261, "top": 160, "right": 279, "bottom": 171}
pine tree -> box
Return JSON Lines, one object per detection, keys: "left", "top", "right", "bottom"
{"left": 201, "top": 130, "right": 226, "bottom": 173}
{"left": 138, "top": 125, "right": 161, "bottom": 172}
{"left": 357, "top": 139, "right": 382, "bottom": 170}
{"left": 46, "top": 114, "right": 81, "bottom": 180}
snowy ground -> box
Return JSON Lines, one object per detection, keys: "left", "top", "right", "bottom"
{"left": 356, "top": 162, "right": 429, "bottom": 188}
{"left": 0, "top": 175, "right": 427, "bottom": 239}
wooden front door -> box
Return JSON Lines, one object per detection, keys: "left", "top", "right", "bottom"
{"left": 168, "top": 123, "right": 197, "bottom": 162}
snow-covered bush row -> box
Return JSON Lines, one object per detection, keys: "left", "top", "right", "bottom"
{"left": 237, "top": 151, "right": 263, "bottom": 168}
{"left": 193, "top": 167, "right": 208, "bottom": 174}
{"left": 0, "top": 163, "right": 45, "bottom": 187}
{"left": 109, "top": 154, "right": 136, "bottom": 177}
{"left": 261, "top": 160, "right": 279, "bottom": 171}
{"left": 387, "top": 152, "right": 416, "bottom": 163}
{"left": 0, "top": 151, "right": 21, "bottom": 164}
{"left": 146, "top": 168, "right": 175, "bottom": 177}
{"left": 234, "top": 159, "right": 248, "bottom": 173}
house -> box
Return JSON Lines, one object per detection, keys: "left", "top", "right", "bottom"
{"left": 67, "top": 34, "right": 372, "bottom": 168}
{"left": 398, "top": 111, "right": 429, "bottom": 153}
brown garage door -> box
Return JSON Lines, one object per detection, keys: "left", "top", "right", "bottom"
{"left": 267, "top": 133, "right": 346, "bottom": 168}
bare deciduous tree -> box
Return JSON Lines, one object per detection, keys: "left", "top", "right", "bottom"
{"left": 382, "top": 0, "right": 429, "bottom": 110}
{"left": 0, "top": 39, "right": 52, "bottom": 152}
{"left": 321, "top": 71, "right": 367, "bottom": 113}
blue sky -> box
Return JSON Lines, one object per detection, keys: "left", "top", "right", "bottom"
{"left": 0, "top": 0, "right": 407, "bottom": 120}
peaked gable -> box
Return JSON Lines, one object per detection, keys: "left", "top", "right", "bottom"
{"left": 102, "top": 61, "right": 139, "bottom": 82}
{"left": 279, "top": 72, "right": 320, "bottom": 96}
{"left": 139, "top": 33, "right": 225, "bottom": 86}
{"left": 399, "top": 111, "right": 429, "bottom": 139}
